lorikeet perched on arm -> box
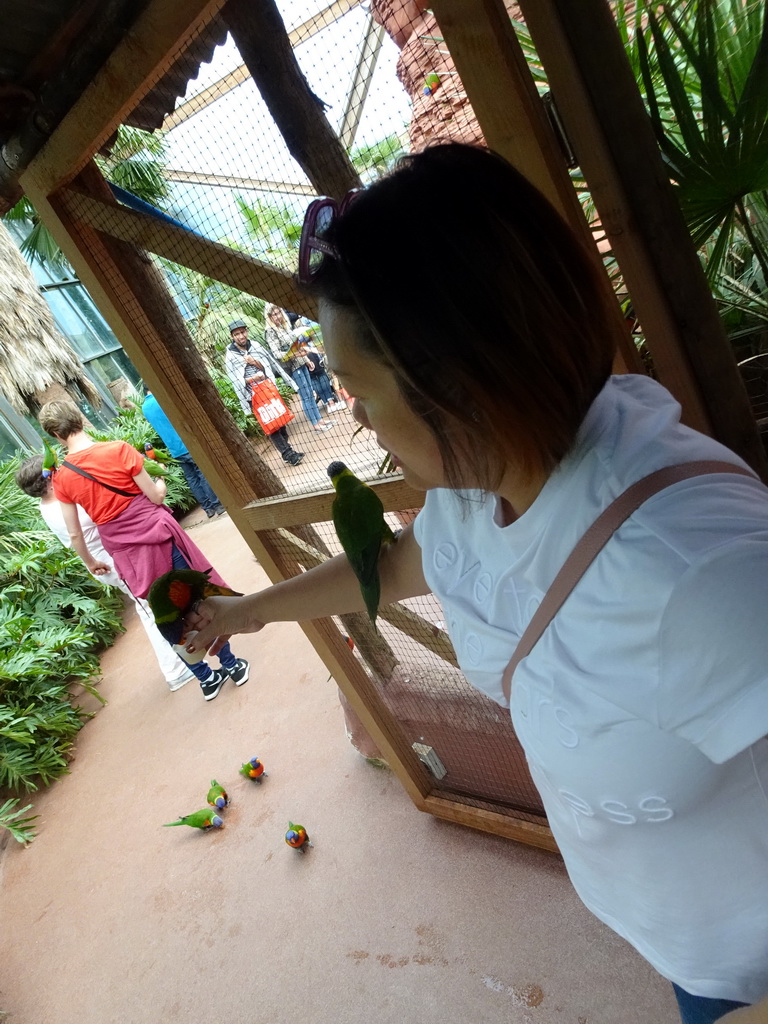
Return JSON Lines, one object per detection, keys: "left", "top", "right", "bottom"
{"left": 163, "top": 808, "right": 223, "bottom": 830}
{"left": 147, "top": 568, "right": 242, "bottom": 646}
{"left": 327, "top": 461, "right": 396, "bottom": 627}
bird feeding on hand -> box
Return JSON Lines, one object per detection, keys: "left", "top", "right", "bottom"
{"left": 163, "top": 809, "right": 223, "bottom": 831}
{"left": 327, "top": 461, "right": 396, "bottom": 627}
{"left": 206, "top": 781, "right": 229, "bottom": 809}
{"left": 147, "top": 568, "right": 242, "bottom": 647}
{"left": 240, "top": 756, "right": 267, "bottom": 782}
{"left": 285, "top": 822, "right": 312, "bottom": 852}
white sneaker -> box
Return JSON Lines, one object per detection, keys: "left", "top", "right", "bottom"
{"left": 328, "top": 401, "right": 346, "bottom": 412}
{"left": 167, "top": 669, "right": 195, "bottom": 691}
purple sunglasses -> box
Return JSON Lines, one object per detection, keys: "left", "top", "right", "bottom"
{"left": 297, "top": 189, "right": 360, "bottom": 286}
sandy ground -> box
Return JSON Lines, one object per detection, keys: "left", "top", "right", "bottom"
{"left": 0, "top": 509, "right": 679, "bottom": 1024}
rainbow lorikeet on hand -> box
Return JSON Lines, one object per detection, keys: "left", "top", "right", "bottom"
{"left": 206, "top": 781, "right": 229, "bottom": 809}
{"left": 142, "top": 458, "right": 169, "bottom": 478}
{"left": 147, "top": 568, "right": 242, "bottom": 646}
{"left": 42, "top": 438, "right": 59, "bottom": 479}
{"left": 163, "top": 809, "right": 223, "bottom": 830}
{"left": 239, "top": 757, "right": 267, "bottom": 782}
{"left": 285, "top": 822, "right": 311, "bottom": 852}
{"left": 327, "top": 461, "right": 397, "bottom": 627}
{"left": 144, "top": 442, "right": 156, "bottom": 459}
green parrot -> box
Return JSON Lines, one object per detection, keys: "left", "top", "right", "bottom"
{"left": 147, "top": 568, "right": 242, "bottom": 646}
{"left": 327, "top": 461, "right": 396, "bottom": 626}
{"left": 163, "top": 808, "right": 223, "bottom": 830}
{"left": 206, "top": 780, "right": 229, "bottom": 809}
{"left": 42, "top": 438, "right": 59, "bottom": 479}
{"left": 142, "top": 458, "right": 169, "bottom": 478}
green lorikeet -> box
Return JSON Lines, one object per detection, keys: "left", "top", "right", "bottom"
{"left": 285, "top": 822, "right": 311, "bottom": 852}
{"left": 327, "top": 461, "right": 396, "bottom": 627}
{"left": 142, "top": 458, "right": 169, "bottom": 478}
{"left": 42, "top": 438, "right": 59, "bottom": 479}
{"left": 206, "top": 780, "right": 229, "bottom": 809}
{"left": 163, "top": 808, "right": 223, "bottom": 830}
{"left": 147, "top": 568, "right": 242, "bottom": 646}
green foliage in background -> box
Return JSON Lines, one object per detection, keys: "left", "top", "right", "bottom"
{"left": 0, "top": 457, "right": 125, "bottom": 838}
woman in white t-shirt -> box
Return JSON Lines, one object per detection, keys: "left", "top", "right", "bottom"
{"left": 185, "top": 144, "right": 768, "bottom": 1024}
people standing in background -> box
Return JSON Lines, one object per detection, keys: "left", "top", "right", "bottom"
{"left": 293, "top": 317, "right": 347, "bottom": 413}
{"left": 264, "top": 303, "right": 334, "bottom": 432}
{"left": 38, "top": 400, "right": 249, "bottom": 702}
{"left": 15, "top": 455, "right": 195, "bottom": 692}
{"left": 225, "top": 319, "right": 305, "bottom": 467}
{"left": 141, "top": 392, "right": 226, "bottom": 518}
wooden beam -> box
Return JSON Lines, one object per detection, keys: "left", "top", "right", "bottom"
{"left": 163, "top": 168, "right": 316, "bottom": 196}
{"left": 422, "top": 796, "right": 556, "bottom": 852}
{"left": 431, "top": 0, "right": 643, "bottom": 376}
{"left": 26, "top": 0, "right": 224, "bottom": 195}
{"left": 57, "top": 187, "right": 317, "bottom": 319}
{"left": 242, "top": 477, "right": 424, "bottom": 531}
{"left": 162, "top": 0, "right": 363, "bottom": 130}
{"left": 222, "top": 0, "right": 361, "bottom": 199}
{"left": 339, "top": 16, "right": 386, "bottom": 150}
{"left": 517, "top": 0, "right": 768, "bottom": 479}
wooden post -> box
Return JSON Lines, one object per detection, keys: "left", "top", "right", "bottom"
{"left": 222, "top": 0, "right": 362, "bottom": 198}
{"left": 431, "top": 0, "right": 643, "bottom": 375}
{"left": 517, "top": 0, "right": 768, "bottom": 479}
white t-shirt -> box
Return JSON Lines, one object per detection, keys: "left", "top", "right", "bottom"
{"left": 39, "top": 500, "right": 123, "bottom": 589}
{"left": 414, "top": 374, "right": 768, "bottom": 1003}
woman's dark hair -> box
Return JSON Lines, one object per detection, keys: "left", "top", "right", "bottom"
{"left": 311, "top": 143, "right": 616, "bottom": 489}
{"left": 15, "top": 455, "right": 48, "bottom": 498}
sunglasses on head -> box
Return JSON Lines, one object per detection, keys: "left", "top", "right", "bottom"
{"left": 297, "top": 189, "right": 360, "bottom": 286}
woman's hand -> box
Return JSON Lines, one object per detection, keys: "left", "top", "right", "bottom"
{"left": 184, "top": 595, "right": 264, "bottom": 658}
{"left": 89, "top": 560, "right": 112, "bottom": 576}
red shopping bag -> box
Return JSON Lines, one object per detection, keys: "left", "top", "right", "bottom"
{"left": 249, "top": 379, "right": 294, "bottom": 434}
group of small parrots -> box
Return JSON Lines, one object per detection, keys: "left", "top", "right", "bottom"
{"left": 327, "top": 461, "right": 397, "bottom": 628}
{"left": 162, "top": 760, "right": 311, "bottom": 852}
{"left": 163, "top": 779, "right": 231, "bottom": 831}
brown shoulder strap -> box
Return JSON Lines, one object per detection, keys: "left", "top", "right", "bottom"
{"left": 501, "top": 460, "right": 756, "bottom": 705}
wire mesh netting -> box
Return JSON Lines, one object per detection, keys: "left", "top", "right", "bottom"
{"left": 62, "top": 0, "right": 547, "bottom": 830}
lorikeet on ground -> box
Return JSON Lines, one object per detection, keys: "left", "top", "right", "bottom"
{"left": 206, "top": 780, "right": 229, "bottom": 809}
{"left": 239, "top": 756, "right": 267, "bottom": 782}
{"left": 327, "top": 461, "right": 396, "bottom": 627}
{"left": 42, "top": 438, "right": 59, "bottom": 479}
{"left": 285, "top": 822, "right": 311, "bottom": 852}
{"left": 163, "top": 809, "right": 223, "bottom": 830}
{"left": 147, "top": 568, "right": 242, "bottom": 646}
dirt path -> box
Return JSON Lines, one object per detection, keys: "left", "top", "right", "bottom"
{"left": 0, "top": 513, "right": 677, "bottom": 1024}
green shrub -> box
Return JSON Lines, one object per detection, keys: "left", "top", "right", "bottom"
{"left": 0, "top": 457, "right": 125, "bottom": 839}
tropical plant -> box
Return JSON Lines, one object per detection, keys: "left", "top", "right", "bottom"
{"left": 633, "top": 0, "right": 768, "bottom": 284}
{"left": 0, "top": 797, "right": 38, "bottom": 844}
{"left": 234, "top": 195, "right": 303, "bottom": 270}
{"left": 96, "top": 126, "right": 169, "bottom": 209}
{"left": 350, "top": 132, "right": 408, "bottom": 181}
{"left": 0, "top": 456, "right": 125, "bottom": 815}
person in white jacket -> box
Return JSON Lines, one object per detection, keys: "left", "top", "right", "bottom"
{"left": 15, "top": 455, "right": 194, "bottom": 692}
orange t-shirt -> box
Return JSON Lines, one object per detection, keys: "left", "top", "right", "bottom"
{"left": 53, "top": 441, "right": 144, "bottom": 524}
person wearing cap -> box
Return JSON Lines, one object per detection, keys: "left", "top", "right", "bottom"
{"left": 224, "top": 319, "right": 305, "bottom": 467}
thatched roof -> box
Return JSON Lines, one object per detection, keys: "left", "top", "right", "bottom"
{"left": 0, "top": 220, "right": 99, "bottom": 413}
